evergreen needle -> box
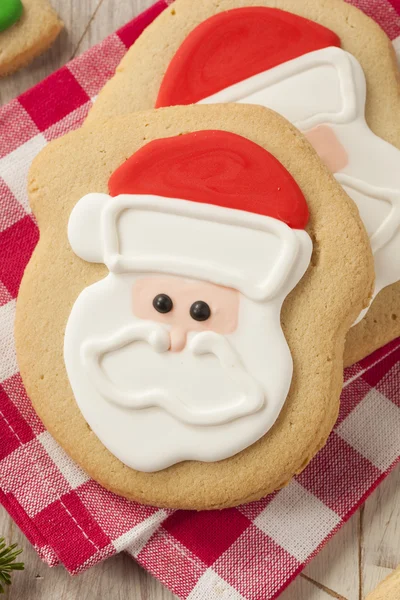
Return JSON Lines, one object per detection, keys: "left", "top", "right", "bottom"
{"left": 0, "top": 538, "right": 24, "bottom": 594}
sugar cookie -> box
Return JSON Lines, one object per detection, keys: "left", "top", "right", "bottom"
{"left": 15, "top": 104, "right": 374, "bottom": 508}
{"left": 0, "top": 0, "right": 62, "bottom": 77}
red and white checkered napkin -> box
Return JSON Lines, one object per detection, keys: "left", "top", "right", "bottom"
{"left": 1, "top": 1, "right": 400, "bottom": 598}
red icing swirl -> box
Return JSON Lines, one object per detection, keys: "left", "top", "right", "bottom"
{"left": 108, "top": 130, "right": 309, "bottom": 229}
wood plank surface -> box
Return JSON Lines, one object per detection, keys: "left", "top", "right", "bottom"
{"left": 1, "top": 1, "right": 399, "bottom": 598}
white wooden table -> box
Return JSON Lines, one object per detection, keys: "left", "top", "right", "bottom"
{"left": 1, "top": 1, "right": 399, "bottom": 598}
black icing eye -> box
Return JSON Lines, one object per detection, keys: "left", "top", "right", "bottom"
{"left": 153, "top": 294, "right": 173, "bottom": 314}
{"left": 190, "top": 301, "right": 211, "bottom": 322}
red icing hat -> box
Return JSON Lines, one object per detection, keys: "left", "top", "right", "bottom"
{"left": 108, "top": 130, "right": 309, "bottom": 229}
{"left": 156, "top": 7, "right": 340, "bottom": 107}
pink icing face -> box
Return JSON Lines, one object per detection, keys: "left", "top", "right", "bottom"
{"left": 132, "top": 277, "right": 240, "bottom": 352}
{"left": 305, "top": 125, "right": 348, "bottom": 173}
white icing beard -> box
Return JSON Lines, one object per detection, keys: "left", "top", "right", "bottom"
{"left": 200, "top": 46, "right": 400, "bottom": 320}
{"left": 65, "top": 274, "right": 294, "bottom": 472}
{"left": 82, "top": 322, "right": 265, "bottom": 426}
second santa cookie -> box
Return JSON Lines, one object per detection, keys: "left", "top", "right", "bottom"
{"left": 16, "top": 104, "right": 373, "bottom": 509}
{"left": 86, "top": 0, "right": 400, "bottom": 366}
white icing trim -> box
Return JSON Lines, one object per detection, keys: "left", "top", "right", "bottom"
{"left": 69, "top": 193, "right": 304, "bottom": 302}
{"left": 199, "top": 46, "right": 360, "bottom": 129}
{"left": 336, "top": 174, "right": 400, "bottom": 255}
{"left": 68, "top": 193, "right": 109, "bottom": 263}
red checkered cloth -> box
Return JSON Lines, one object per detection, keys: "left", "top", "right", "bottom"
{"left": 0, "top": 1, "right": 400, "bottom": 598}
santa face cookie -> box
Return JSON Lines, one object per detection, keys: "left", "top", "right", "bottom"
{"left": 64, "top": 130, "right": 312, "bottom": 471}
{"left": 16, "top": 105, "right": 373, "bottom": 508}
{"left": 0, "top": 0, "right": 62, "bottom": 77}
{"left": 86, "top": 0, "right": 400, "bottom": 366}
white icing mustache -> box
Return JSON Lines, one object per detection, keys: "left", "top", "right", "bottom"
{"left": 81, "top": 322, "right": 265, "bottom": 426}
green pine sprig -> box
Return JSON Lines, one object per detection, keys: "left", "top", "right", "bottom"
{"left": 0, "top": 537, "right": 24, "bottom": 594}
